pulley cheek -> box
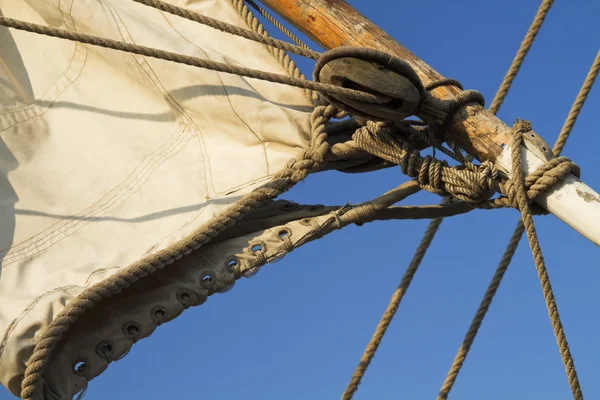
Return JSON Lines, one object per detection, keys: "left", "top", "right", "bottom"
{"left": 313, "top": 47, "right": 425, "bottom": 121}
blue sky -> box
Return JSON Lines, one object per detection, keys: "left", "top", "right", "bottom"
{"left": 2, "top": 0, "right": 599, "bottom": 399}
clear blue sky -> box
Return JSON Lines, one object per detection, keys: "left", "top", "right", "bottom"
{"left": 2, "top": 0, "right": 599, "bottom": 399}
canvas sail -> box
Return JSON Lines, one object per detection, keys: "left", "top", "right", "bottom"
{"left": 0, "top": 0, "right": 330, "bottom": 397}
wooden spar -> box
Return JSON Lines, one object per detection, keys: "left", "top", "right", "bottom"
{"left": 260, "top": 0, "right": 600, "bottom": 246}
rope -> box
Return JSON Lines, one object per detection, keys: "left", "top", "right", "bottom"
{"left": 19, "top": 103, "right": 336, "bottom": 400}
{"left": 488, "top": 0, "right": 554, "bottom": 115}
{"left": 511, "top": 122, "right": 583, "bottom": 399}
{"left": 17, "top": 3, "right": 332, "bottom": 398}
{"left": 7, "top": 1, "right": 593, "bottom": 398}
{"left": 132, "top": 0, "right": 319, "bottom": 59}
{"left": 438, "top": 50, "right": 599, "bottom": 399}
{"left": 553, "top": 51, "right": 600, "bottom": 155}
{"left": 245, "top": 0, "right": 313, "bottom": 51}
{"left": 340, "top": 0, "right": 559, "bottom": 396}
{"left": 0, "top": 17, "right": 385, "bottom": 105}
{"left": 232, "top": 0, "right": 316, "bottom": 104}
{"left": 340, "top": 203, "right": 447, "bottom": 400}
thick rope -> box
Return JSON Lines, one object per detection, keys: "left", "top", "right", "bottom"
{"left": 18, "top": 3, "right": 335, "bottom": 397}
{"left": 132, "top": 0, "right": 319, "bottom": 59}
{"left": 488, "top": 0, "right": 554, "bottom": 114}
{"left": 0, "top": 17, "right": 385, "bottom": 104}
{"left": 553, "top": 51, "right": 600, "bottom": 155}
{"left": 232, "top": 0, "right": 316, "bottom": 103}
{"left": 7, "top": 1, "right": 593, "bottom": 398}
{"left": 19, "top": 103, "right": 336, "bottom": 400}
{"left": 245, "top": 0, "right": 313, "bottom": 51}
{"left": 340, "top": 1, "right": 558, "bottom": 395}
{"left": 438, "top": 50, "right": 599, "bottom": 399}
{"left": 511, "top": 122, "right": 583, "bottom": 399}
{"left": 340, "top": 203, "right": 447, "bottom": 400}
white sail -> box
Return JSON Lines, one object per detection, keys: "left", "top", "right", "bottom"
{"left": 0, "top": 0, "right": 318, "bottom": 397}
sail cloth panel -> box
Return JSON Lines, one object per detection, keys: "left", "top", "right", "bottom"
{"left": 0, "top": 0, "right": 312, "bottom": 396}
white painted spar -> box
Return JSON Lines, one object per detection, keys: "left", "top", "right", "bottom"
{"left": 497, "top": 145, "right": 600, "bottom": 247}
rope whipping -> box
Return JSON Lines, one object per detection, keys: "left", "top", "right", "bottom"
{"left": 0, "top": 1, "right": 590, "bottom": 399}
{"left": 340, "top": 0, "right": 557, "bottom": 397}
{"left": 437, "top": 51, "right": 600, "bottom": 400}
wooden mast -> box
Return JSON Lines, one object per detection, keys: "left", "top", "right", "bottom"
{"left": 260, "top": 0, "right": 600, "bottom": 246}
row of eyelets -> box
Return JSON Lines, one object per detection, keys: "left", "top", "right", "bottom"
{"left": 122, "top": 321, "right": 141, "bottom": 343}
{"left": 151, "top": 306, "right": 168, "bottom": 325}
{"left": 78, "top": 235, "right": 275, "bottom": 381}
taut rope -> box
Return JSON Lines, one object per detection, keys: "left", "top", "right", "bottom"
{"left": 0, "top": 1, "right": 595, "bottom": 399}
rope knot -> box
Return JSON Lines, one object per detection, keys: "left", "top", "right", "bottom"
{"left": 442, "top": 162, "right": 499, "bottom": 203}
{"left": 417, "top": 155, "right": 447, "bottom": 195}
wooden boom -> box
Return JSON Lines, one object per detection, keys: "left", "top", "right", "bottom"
{"left": 261, "top": 0, "right": 600, "bottom": 246}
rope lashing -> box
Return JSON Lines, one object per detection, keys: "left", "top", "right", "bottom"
{"left": 351, "top": 118, "right": 579, "bottom": 212}
{"left": 352, "top": 120, "right": 498, "bottom": 203}
{"left": 3, "top": 0, "right": 590, "bottom": 398}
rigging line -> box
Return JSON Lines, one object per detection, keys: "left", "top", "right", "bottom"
{"left": 510, "top": 123, "right": 583, "bottom": 399}
{"left": 131, "top": 0, "right": 320, "bottom": 59}
{"left": 233, "top": 0, "right": 316, "bottom": 104}
{"left": 438, "top": 52, "right": 599, "bottom": 400}
{"left": 488, "top": 0, "right": 554, "bottom": 115}
{"left": 341, "top": 1, "right": 557, "bottom": 398}
{"left": 340, "top": 209, "right": 447, "bottom": 400}
{"left": 245, "top": 0, "right": 314, "bottom": 51}
{"left": 437, "top": 0, "right": 558, "bottom": 397}
{"left": 0, "top": 16, "right": 383, "bottom": 104}
{"left": 553, "top": 51, "right": 600, "bottom": 156}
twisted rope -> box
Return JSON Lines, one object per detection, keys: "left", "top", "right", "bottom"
{"left": 232, "top": 0, "right": 316, "bottom": 103}
{"left": 511, "top": 122, "right": 583, "bottom": 399}
{"left": 132, "top": 0, "right": 319, "bottom": 58}
{"left": 18, "top": 3, "right": 334, "bottom": 397}
{"left": 6, "top": 1, "right": 594, "bottom": 398}
{"left": 19, "top": 102, "right": 336, "bottom": 400}
{"left": 338, "top": 0, "right": 565, "bottom": 394}
{"left": 244, "top": 0, "right": 313, "bottom": 51}
{"left": 438, "top": 51, "right": 599, "bottom": 400}
{"left": 0, "top": 17, "right": 384, "bottom": 104}
{"left": 340, "top": 202, "right": 447, "bottom": 400}
{"left": 488, "top": 0, "right": 555, "bottom": 114}
{"left": 553, "top": 51, "right": 600, "bottom": 155}
{"left": 352, "top": 121, "right": 498, "bottom": 203}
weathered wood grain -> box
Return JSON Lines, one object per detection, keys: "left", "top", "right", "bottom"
{"left": 261, "top": 0, "right": 512, "bottom": 163}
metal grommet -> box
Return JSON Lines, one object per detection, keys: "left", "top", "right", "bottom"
{"left": 122, "top": 322, "right": 141, "bottom": 342}
{"left": 151, "top": 306, "right": 168, "bottom": 325}
{"left": 176, "top": 289, "right": 193, "bottom": 308}
{"left": 278, "top": 228, "right": 291, "bottom": 240}
{"left": 225, "top": 257, "right": 240, "bottom": 273}
{"left": 72, "top": 358, "right": 89, "bottom": 376}
{"left": 200, "top": 272, "right": 214, "bottom": 289}
{"left": 250, "top": 241, "right": 267, "bottom": 254}
{"left": 95, "top": 341, "right": 114, "bottom": 361}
